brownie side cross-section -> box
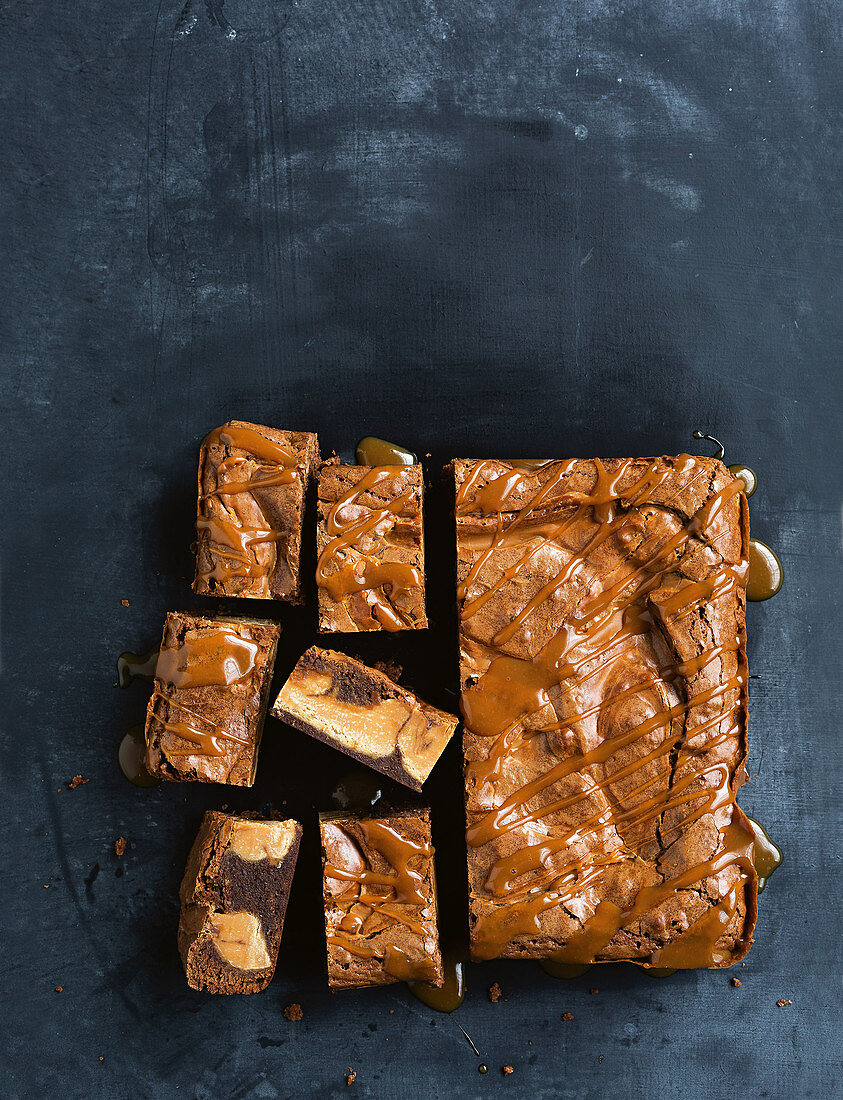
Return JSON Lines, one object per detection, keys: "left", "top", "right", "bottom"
{"left": 454, "top": 455, "right": 758, "bottom": 969}
{"left": 319, "top": 808, "right": 444, "bottom": 990}
{"left": 194, "top": 421, "right": 319, "bottom": 602}
{"left": 178, "top": 811, "right": 302, "bottom": 994}
{"left": 315, "top": 460, "right": 427, "bottom": 632}
{"left": 144, "top": 611, "right": 280, "bottom": 785}
{"left": 272, "top": 647, "right": 458, "bottom": 791}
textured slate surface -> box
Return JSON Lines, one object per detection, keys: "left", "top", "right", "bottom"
{"left": 2, "top": 1, "right": 841, "bottom": 1097}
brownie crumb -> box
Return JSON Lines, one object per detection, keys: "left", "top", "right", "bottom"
{"left": 55, "top": 987, "right": 63, "bottom": 993}
{"left": 776, "top": 999, "right": 793, "bottom": 1007}
{"left": 121, "top": 599, "right": 130, "bottom": 607}
{"left": 562, "top": 1011, "right": 574, "bottom": 1021}
{"left": 389, "top": 1009, "right": 394, "bottom": 1014}
{"left": 283, "top": 1003, "right": 303, "bottom": 1021}
{"left": 345, "top": 1068, "right": 357, "bottom": 1085}
{"left": 731, "top": 978, "right": 742, "bottom": 987}
{"left": 589, "top": 988, "right": 599, "bottom": 995}
{"left": 502, "top": 1065, "right": 514, "bottom": 1076}
{"left": 68, "top": 775, "right": 89, "bottom": 789}
{"left": 114, "top": 837, "right": 127, "bottom": 857}
{"left": 488, "top": 982, "right": 503, "bottom": 1003}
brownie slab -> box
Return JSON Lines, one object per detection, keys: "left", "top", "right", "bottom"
{"left": 316, "top": 460, "right": 427, "bottom": 632}
{"left": 272, "top": 647, "right": 458, "bottom": 791}
{"left": 144, "top": 612, "right": 280, "bottom": 785}
{"left": 178, "top": 811, "right": 302, "bottom": 994}
{"left": 319, "top": 808, "right": 443, "bottom": 989}
{"left": 454, "top": 455, "right": 758, "bottom": 968}
{"left": 194, "top": 421, "right": 319, "bottom": 602}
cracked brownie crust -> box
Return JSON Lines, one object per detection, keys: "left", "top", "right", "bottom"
{"left": 319, "top": 808, "right": 444, "bottom": 990}
{"left": 272, "top": 646, "right": 458, "bottom": 791}
{"left": 315, "top": 461, "right": 427, "bottom": 632}
{"left": 454, "top": 455, "right": 757, "bottom": 968}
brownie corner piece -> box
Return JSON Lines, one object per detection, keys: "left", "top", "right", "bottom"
{"left": 272, "top": 646, "right": 458, "bottom": 791}
{"left": 315, "top": 462, "right": 427, "bottom": 632}
{"left": 319, "top": 807, "right": 443, "bottom": 990}
{"left": 178, "top": 811, "right": 302, "bottom": 994}
{"left": 144, "top": 611, "right": 280, "bottom": 786}
{"left": 194, "top": 421, "right": 320, "bottom": 602}
{"left": 456, "top": 456, "right": 755, "bottom": 969}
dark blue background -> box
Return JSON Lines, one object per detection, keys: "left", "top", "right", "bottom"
{"left": 2, "top": 1, "right": 841, "bottom": 1097}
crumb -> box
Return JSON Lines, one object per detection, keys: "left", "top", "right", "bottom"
{"left": 283, "top": 1003, "right": 303, "bottom": 1021}
{"left": 68, "top": 775, "right": 89, "bottom": 789}
{"left": 114, "top": 837, "right": 127, "bottom": 857}
{"left": 345, "top": 1068, "right": 356, "bottom": 1085}
{"left": 562, "top": 1012, "right": 574, "bottom": 1021}
{"left": 589, "top": 988, "right": 599, "bottom": 995}
{"left": 99, "top": 1057, "right": 104, "bottom": 1062}
{"left": 731, "top": 978, "right": 742, "bottom": 987}
{"left": 502, "top": 1065, "right": 514, "bottom": 1076}
{"left": 389, "top": 1009, "right": 394, "bottom": 1014}
{"left": 776, "top": 999, "right": 793, "bottom": 1007}
{"left": 221, "top": 803, "right": 229, "bottom": 810}
{"left": 55, "top": 987, "right": 63, "bottom": 993}
{"left": 488, "top": 982, "right": 503, "bottom": 1003}
{"left": 121, "top": 599, "right": 129, "bottom": 607}
{"left": 44, "top": 884, "right": 50, "bottom": 889}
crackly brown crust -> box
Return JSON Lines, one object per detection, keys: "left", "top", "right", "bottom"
{"left": 271, "top": 647, "right": 458, "bottom": 791}
{"left": 319, "top": 808, "right": 443, "bottom": 990}
{"left": 194, "top": 421, "right": 319, "bottom": 603}
{"left": 454, "top": 456, "right": 757, "bottom": 968}
{"left": 316, "top": 460, "right": 427, "bottom": 632}
{"left": 178, "top": 811, "right": 302, "bottom": 994}
{"left": 144, "top": 612, "right": 280, "bottom": 785}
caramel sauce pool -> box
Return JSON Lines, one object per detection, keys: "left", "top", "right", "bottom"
{"left": 747, "top": 539, "right": 783, "bottom": 602}
{"left": 355, "top": 437, "right": 417, "bottom": 466}
{"left": 118, "top": 725, "right": 160, "bottom": 788}
{"left": 408, "top": 957, "right": 465, "bottom": 1013}
{"left": 728, "top": 463, "right": 757, "bottom": 497}
{"left": 117, "top": 648, "right": 157, "bottom": 688}
{"left": 748, "top": 816, "right": 783, "bottom": 892}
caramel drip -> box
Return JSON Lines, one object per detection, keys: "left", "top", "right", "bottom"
{"left": 457, "top": 457, "right": 752, "bottom": 967}
{"left": 325, "top": 820, "right": 439, "bottom": 981}
{"left": 316, "top": 467, "right": 423, "bottom": 631}
{"left": 149, "top": 694, "right": 250, "bottom": 758}
{"left": 196, "top": 425, "right": 300, "bottom": 595}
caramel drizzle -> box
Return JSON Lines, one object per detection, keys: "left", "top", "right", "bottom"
{"left": 150, "top": 628, "right": 256, "bottom": 759}
{"left": 457, "top": 457, "right": 753, "bottom": 965}
{"left": 196, "top": 425, "right": 300, "bottom": 596}
{"left": 325, "top": 820, "right": 440, "bottom": 982}
{"left": 316, "top": 467, "right": 423, "bottom": 631}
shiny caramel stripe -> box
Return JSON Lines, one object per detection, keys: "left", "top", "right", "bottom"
{"left": 456, "top": 456, "right": 751, "bottom": 966}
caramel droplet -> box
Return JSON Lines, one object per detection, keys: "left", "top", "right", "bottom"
{"left": 118, "top": 726, "right": 160, "bottom": 788}
{"left": 692, "top": 430, "right": 725, "bottom": 460}
{"left": 727, "top": 463, "right": 757, "bottom": 497}
{"left": 116, "top": 649, "right": 158, "bottom": 688}
{"left": 408, "top": 958, "right": 465, "bottom": 1013}
{"left": 747, "top": 816, "right": 783, "bottom": 892}
{"left": 747, "top": 539, "right": 783, "bottom": 601}
{"left": 355, "top": 437, "right": 417, "bottom": 467}
{"left": 539, "top": 961, "right": 592, "bottom": 980}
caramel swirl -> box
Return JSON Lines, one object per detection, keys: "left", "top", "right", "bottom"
{"left": 323, "top": 818, "right": 440, "bottom": 982}
{"left": 455, "top": 455, "right": 755, "bottom": 968}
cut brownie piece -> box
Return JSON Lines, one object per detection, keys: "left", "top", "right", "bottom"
{"left": 315, "top": 460, "right": 427, "bottom": 632}
{"left": 454, "top": 455, "right": 758, "bottom": 969}
{"left": 272, "top": 647, "right": 458, "bottom": 791}
{"left": 194, "top": 421, "right": 319, "bottom": 602}
{"left": 144, "top": 612, "right": 280, "bottom": 785}
{"left": 178, "top": 811, "right": 302, "bottom": 994}
{"left": 319, "top": 808, "right": 443, "bottom": 989}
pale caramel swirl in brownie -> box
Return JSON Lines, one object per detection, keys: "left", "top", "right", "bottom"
{"left": 455, "top": 455, "right": 756, "bottom": 968}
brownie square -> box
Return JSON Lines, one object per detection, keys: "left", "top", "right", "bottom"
{"left": 144, "top": 611, "right": 280, "bottom": 785}
{"left": 454, "top": 455, "right": 757, "bottom": 968}
{"left": 272, "top": 647, "right": 458, "bottom": 791}
{"left": 194, "top": 421, "right": 319, "bottom": 602}
{"left": 315, "top": 460, "right": 427, "bottom": 632}
{"left": 319, "top": 808, "right": 443, "bottom": 989}
{"left": 178, "top": 811, "right": 302, "bottom": 994}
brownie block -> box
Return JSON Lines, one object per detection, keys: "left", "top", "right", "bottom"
{"left": 454, "top": 455, "right": 758, "bottom": 969}
{"left": 144, "top": 611, "right": 280, "bottom": 785}
{"left": 178, "top": 811, "right": 302, "bottom": 994}
{"left": 194, "top": 421, "right": 319, "bottom": 602}
{"left": 272, "top": 647, "right": 458, "bottom": 791}
{"left": 319, "top": 808, "right": 443, "bottom": 990}
{"left": 315, "top": 460, "right": 427, "bottom": 632}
